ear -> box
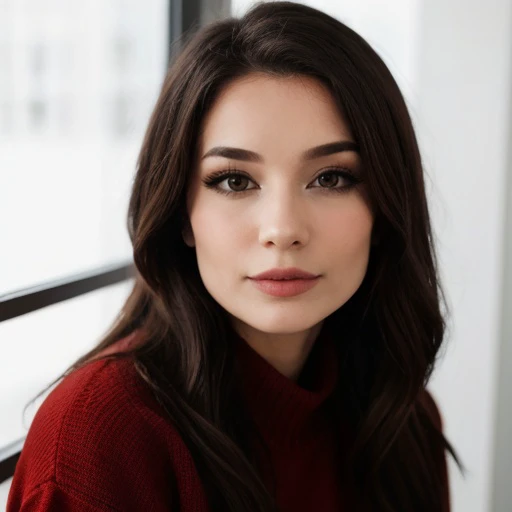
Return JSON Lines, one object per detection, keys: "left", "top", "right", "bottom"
{"left": 182, "top": 220, "right": 195, "bottom": 248}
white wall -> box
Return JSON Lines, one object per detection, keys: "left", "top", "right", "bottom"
{"left": 414, "top": 3, "right": 512, "bottom": 512}
{"left": 231, "top": 1, "right": 512, "bottom": 511}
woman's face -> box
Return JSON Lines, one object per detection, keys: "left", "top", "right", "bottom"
{"left": 185, "top": 73, "right": 374, "bottom": 344}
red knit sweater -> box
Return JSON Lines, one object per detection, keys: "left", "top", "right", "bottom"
{"left": 7, "top": 327, "right": 450, "bottom": 511}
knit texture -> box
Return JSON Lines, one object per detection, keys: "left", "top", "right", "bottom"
{"left": 7, "top": 327, "right": 450, "bottom": 511}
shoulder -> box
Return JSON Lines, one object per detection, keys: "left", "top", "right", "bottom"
{"left": 9, "top": 353, "right": 185, "bottom": 510}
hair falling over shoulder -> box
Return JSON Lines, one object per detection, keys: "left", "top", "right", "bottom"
{"left": 29, "top": 2, "right": 465, "bottom": 510}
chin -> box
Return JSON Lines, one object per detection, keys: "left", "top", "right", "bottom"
{"left": 231, "top": 312, "right": 324, "bottom": 335}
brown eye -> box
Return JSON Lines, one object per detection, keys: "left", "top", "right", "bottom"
{"left": 227, "top": 175, "right": 250, "bottom": 192}
{"left": 202, "top": 169, "right": 258, "bottom": 195}
{"left": 317, "top": 172, "right": 341, "bottom": 188}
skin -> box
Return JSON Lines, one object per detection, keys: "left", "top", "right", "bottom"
{"left": 184, "top": 72, "right": 374, "bottom": 381}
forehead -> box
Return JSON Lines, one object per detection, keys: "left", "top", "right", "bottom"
{"left": 198, "top": 73, "right": 354, "bottom": 156}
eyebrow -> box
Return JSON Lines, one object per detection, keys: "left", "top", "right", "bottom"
{"left": 201, "top": 140, "right": 360, "bottom": 163}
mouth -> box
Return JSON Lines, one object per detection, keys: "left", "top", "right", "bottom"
{"left": 248, "top": 276, "right": 320, "bottom": 297}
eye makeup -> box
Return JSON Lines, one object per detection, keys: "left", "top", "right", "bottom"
{"left": 201, "top": 166, "right": 363, "bottom": 197}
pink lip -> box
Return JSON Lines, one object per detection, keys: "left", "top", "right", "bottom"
{"left": 247, "top": 267, "right": 321, "bottom": 298}
{"left": 249, "top": 267, "right": 319, "bottom": 280}
{"left": 249, "top": 277, "right": 320, "bottom": 297}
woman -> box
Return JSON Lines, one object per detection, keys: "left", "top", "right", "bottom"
{"left": 8, "top": 1, "right": 464, "bottom": 511}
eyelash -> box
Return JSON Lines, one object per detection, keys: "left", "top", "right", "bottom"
{"left": 201, "top": 167, "right": 363, "bottom": 196}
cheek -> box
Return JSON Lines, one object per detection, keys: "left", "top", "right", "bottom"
{"left": 190, "top": 202, "right": 251, "bottom": 299}
{"left": 329, "top": 203, "right": 373, "bottom": 260}
{"left": 190, "top": 200, "right": 249, "bottom": 271}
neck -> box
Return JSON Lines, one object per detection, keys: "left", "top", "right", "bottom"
{"left": 229, "top": 319, "right": 324, "bottom": 380}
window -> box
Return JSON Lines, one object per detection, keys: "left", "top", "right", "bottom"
{"left": 0, "top": 0, "right": 181, "bottom": 501}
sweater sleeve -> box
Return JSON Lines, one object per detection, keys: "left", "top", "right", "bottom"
{"left": 12, "top": 479, "right": 125, "bottom": 511}
{"left": 7, "top": 359, "right": 179, "bottom": 512}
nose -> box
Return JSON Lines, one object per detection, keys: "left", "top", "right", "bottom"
{"left": 258, "top": 191, "right": 310, "bottom": 249}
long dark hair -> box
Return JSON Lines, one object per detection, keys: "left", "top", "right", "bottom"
{"left": 28, "top": 2, "right": 464, "bottom": 510}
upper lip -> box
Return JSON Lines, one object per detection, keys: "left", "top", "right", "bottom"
{"left": 249, "top": 267, "right": 320, "bottom": 280}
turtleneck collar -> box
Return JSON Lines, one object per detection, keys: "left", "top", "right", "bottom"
{"left": 231, "top": 323, "right": 339, "bottom": 451}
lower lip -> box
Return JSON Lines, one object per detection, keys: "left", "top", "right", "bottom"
{"left": 249, "top": 277, "right": 320, "bottom": 297}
